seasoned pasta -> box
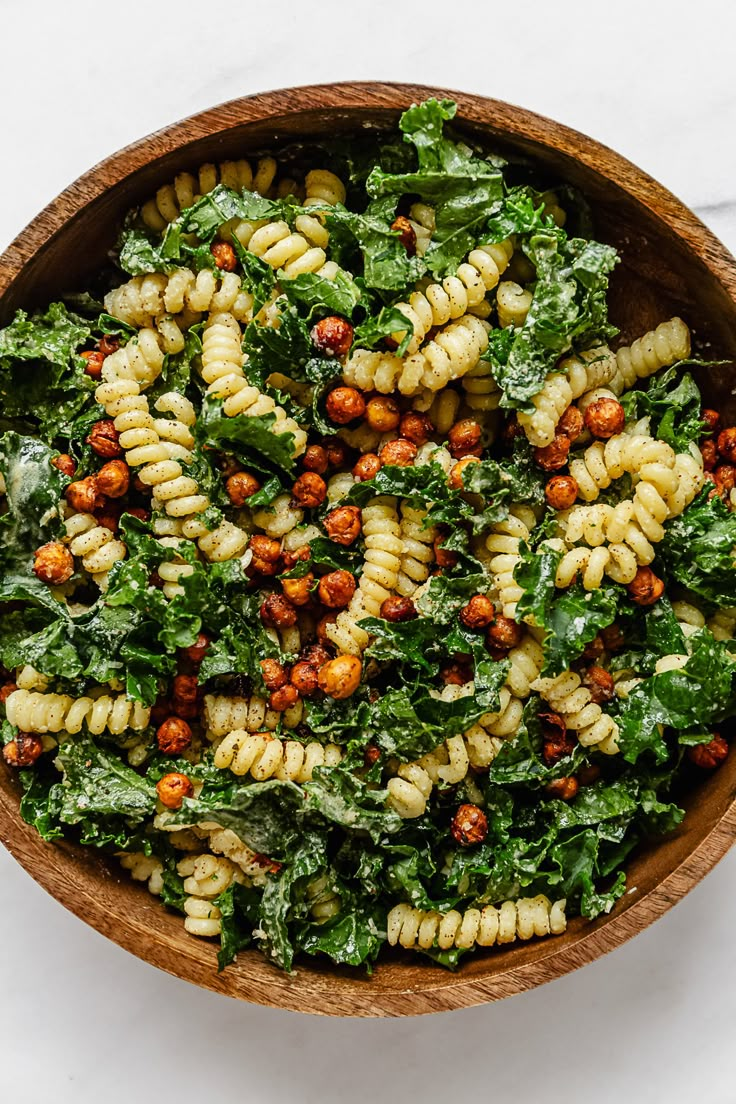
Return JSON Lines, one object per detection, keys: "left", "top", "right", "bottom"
{"left": 387, "top": 896, "right": 567, "bottom": 950}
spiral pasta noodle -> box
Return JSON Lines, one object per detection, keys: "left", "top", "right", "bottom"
{"left": 570, "top": 433, "right": 678, "bottom": 503}
{"left": 213, "top": 730, "right": 342, "bottom": 783}
{"left": 100, "top": 327, "right": 166, "bottom": 389}
{"left": 387, "top": 895, "right": 567, "bottom": 950}
{"left": 119, "top": 852, "right": 164, "bottom": 895}
{"left": 140, "top": 156, "right": 281, "bottom": 231}
{"left": 303, "top": 168, "right": 346, "bottom": 208}
{"left": 415, "top": 386, "right": 462, "bottom": 432}
{"left": 496, "top": 281, "right": 533, "bottom": 329}
{"left": 5, "top": 688, "right": 150, "bottom": 735}
{"left": 517, "top": 346, "right": 617, "bottom": 447}
{"left": 395, "top": 505, "right": 436, "bottom": 597}
{"left": 325, "top": 497, "right": 403, "bottom": 655}
{"left": 609, "top": 317, "right": 691, "bottom": 395}
{"left": 532, "top": 670, "right": 619, "bottom": 754}
{"left": 485, "top": 505, "right": 537, "bottom": 618}
{"left": 252, "top": 493, "right": 304, "bottom": 539}
{"left": 306, "top": 875, "right": 342, "bottom": 923}
{"left": 204, "top": 693, "right": 304, "bottom": 738}
{"left": 64, "top": 512, "right": 126, "bottom": 590}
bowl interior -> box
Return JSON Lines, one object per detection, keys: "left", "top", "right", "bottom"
{"left": 1, "top": 85, "right": 735, "bottom": 1016}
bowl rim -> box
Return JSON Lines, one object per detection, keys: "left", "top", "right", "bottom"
{"left": 1, "top": 80, "right": 735, "bottom": 1017}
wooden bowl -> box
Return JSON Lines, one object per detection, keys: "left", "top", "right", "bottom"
{"left": 1, "top": 82, "right": 735, "bottom": 1017}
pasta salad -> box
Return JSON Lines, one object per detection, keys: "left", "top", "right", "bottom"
{"left": 1, "top": 99, "right": 734, "bottom": 972}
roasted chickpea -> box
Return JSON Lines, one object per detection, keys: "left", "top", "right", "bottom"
{"left": 533, "top": 434, "right": 571, "bottom": 471}
{"left": 353, "top": 453, "right": 381, "bottom": 481}
{"left": 291, "top": 471, "right": 327, "bottom": 508}
{"left": 281, "top": 546, "right": 311, "bottom": 571}
{"left": 440, "top": 659, "right": 473, "bottom": 686}
{"left": 627, "top": 566, "right": 665, "bottom": 606}
{"left": 379, "top": 438, "right": 417, "bottom": 467}
{"left": 65, "top": 476, "right": 101, "bottom": 514}
{"left": 311, "top": 316, "right": 354, "bottom": 359}
{"left": 578, "top": 763, "right": 602, "bottom": 787}
{"left": 260, "top": 593, "right": 298, "bottom": 628}
{"left": 364, "top": 743, "right": 382, "bottom": 767}
{"left": 301, "top": 643, "right": 332, "bottom": 668}
{"left": 180, "top": 632, "right": 210, "bottom": 666}
{"left": 156, "top": 772, "right": 194, "bottom": 809}
{"left": 51, "top": 453, "right": 77, "bottom": 477}
{"left": 545, "top": 776, "right": 579, "bottom": 801}
{"left": 33, "top": 541, "right": 74, "bottom": 585}
{"left": 540, "top": 712, "right": 574, "bottom": 765}
{"left": 210, "top": 240, "right": 237, "bottom": 271}
{"left": 717, "top": 426, "right": 736, "bottom": 463}
{"left": 600, "top": 623, "right": 625, "bottom": 652}
{"left": 80, "top": 349, "right": 105, "bottom": 378}
{"left": 390, "top": 215, "right": 417, "bottom": 255}
{"left": 0, "top": 681, "right": 18, "bottom": 705}
{"left": 317, "top": 654, "right": 363, "bottom": 699}
{"left": 582, "top": 666, "right": 615, "bottom": 704}
{"left": 318, "top": 569, "right": 357, "bottom": 609}
{"left": 380, "top": 596, "right": 417, "bottom": 622}
{"left": 366, "top": 395, "right": 401, "bottom": 433}
{"left": 2, "top": 733, "right": 43, "bottom": 768}
{"left": 557, "top": 405, "right": 585, "bottom": 441}
{"left": 225, "top": 471, "right": 260, "bottom": 506}
{"left": 326, "top": 386, "right": 366, "bottom": 425}
{"left": 399, "top": 411, "right": 434, "bottom": 445}
{"left": 86, "top": 419, "right": 123, "bottom": 459}
{"left": 127, "top": 505, "right": 149, "bottom": 524}
{"left": 94, "top": 507, "right": 120, "bottom": 534}
{"left": 96, "top": 459, "right": 130, "bottom": 499}
{"left": 450, "top": 804, "right": 488, "bottom": 846}
{"left": 260, "top": 658, "right": 288, "bottom": 690}
{"left": 545, "top": 475, "right": 579, "bottom": 510}
{"left": 323, "top": 436, "right": 351, "bottom": 469}
{"left": 324, "top": 505, "right": 362, "bottom": 546}
{"left": 582, "top": 635, "right": 605, "bottom": 661}
{"left": 433, "top": 533, "right": 458, "bottom": 568}
{"left": 302, "top": 445, "right": 329, "bottom": 474}
{"left": 171, "top": 674, "right": 199, "bottom": 720}
{"left": 282, "top": 573, "right": 315, "bottom": 607}
{"left": 584, "top": 397, "right": 626, "bottom": 439}
{"left": 486, "top": 616, "right": 523, "bottom": 651}
{"left": 98, "top": 334, "right": 120, "bottom": 357}
{"left": 701, "top": 408, "right": 721, "bottom": 435}
{"left": 700, "top": 439, "right": 718, "bottom": 471}
{"left": 269, "top": 684, "right": 300, "bottom": 712}
{"left": 687, "top": 734, "right": 728, "bottom": 769}
{"left": 448, "top": 455, "right": 480, "bottom": 489}
{"left": 290, "top": 661, "right": 319, "bottom": 696}
{"left": 156, "top": 717, "right": 192, "bottom": 755}
{"left": 448, "top": 418, "right": 482, "bottom": 459}
{"left": 714, "top": 464, "right": 736, "bottom": 497}
{"left": 459, "top": 594, "right": 495, "bottom": 630}
{"left": 248, "top": 535, "right": 282, "bottom": 576}
{"left": 316, "top": 612, "right": 338, "bottom": 644}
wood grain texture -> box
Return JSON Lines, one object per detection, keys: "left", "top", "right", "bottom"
{"left": 1, "top": 82, "right": 735, "bottom": 1017}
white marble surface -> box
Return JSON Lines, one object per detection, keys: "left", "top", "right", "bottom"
{"left": 2, "top": 1, "right": 736, "bottom": 1100}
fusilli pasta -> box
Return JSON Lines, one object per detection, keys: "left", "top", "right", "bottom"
{"left": 387, "top": 896, "right": 567, "bottom": 950}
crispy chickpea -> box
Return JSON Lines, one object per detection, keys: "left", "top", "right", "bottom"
{"left": 545, "top": 474, "right": 579, "bottom": 509}
{"left": 65, "top": 476, "right": 101, "bottom": 514}
{"left": 260, "top": 593, "right": 297, "bottom": 628}
{"left": 600, "top": 623, "right": 625, "bottom": 652}
{"left": 87, "top": 419, "right": 123, "bottom": 458}
{"left": 702, "top": 409, "right": 721, "bottom": 435}
{"left": 584, "top": 397, "right": 626, "bottom": 439}
{"left": 95, "top": 510, "right": 120, "bottom": 534}
{"left": 399, "top": 411, "right": 434, "bottom": 445}
{"left": 582, "top": 666, "right": 615, "bottom": 704}
{"left": 324, "top": 505, "right": 362, "bottom": 545}
{"left": 433, "top": 533, "right": 458, "bottom": 568}
{"left": 440, "top": 659, "right": 473, "bottom": 686}
{"left": 156, "top": 772, "right": 194, "bottom": 809}
{"left": 2, "top": 733, "right": 43, "bottom": 768}
{"left": 459, "top": 594, "right": 495, "bottom": 630}
{"left": 291, "top": 471, "right": 327, "bottom": 508}
{"left": 316, "top": 612, "right": 338, "bottom": 644}
{"left": 714, "top": 464, "right": 736, "bottom": 497}
{"left": 156, "top": 717, "right": 192, "bottom": 755}
{"left": 533, "top": 434, "right": 571, "bottom": 471}
{"left": 281, "top": 546, "right": 311, "bottom": 571}
{"left": 627, "top": 566, "right": 665, "bottom": 606}
{"left": 578, "top": 763, "right": 602, "bottom": 787}
{"left": 33, "top": 541, "right": 74, "bottom": 585}
{"left": 545, "top": 777, "right": 579, "bottom": 801}
{"left": 557, "top": 405, "right": 585, "bottom": 441}
{"left": 98, "top": 335, "right": 119, "bottom": 357}
{"left": 210, "top": 241, "right": 237, "bottom": 271}
{"left": 260, "top": 658, "right": 288, "bottom": 690}
{"left": 323, "top": 436, "right": 350, "bottom": 469}
{"left": 581, "top": 635, "right": 605, "bottom": 661}
{"left": 448, "top": 418, "right": 482, "bottom": 459}
{"left": 317, "top": 654, "right": 363, "bottom": 699}
{"left": 380, "top": 596, "right": 417, "bottom": 622}
{"left": 290, "top": 661, "right": 319, "bottom": 696}
{"left": 282, "top": 573, "right": 315, "bottom": 607}
{"left": 96, "top": 459, "right": 129, "bottom": 499}
{"left": 302, "top": 445, "right": 328, "bottom": 474}
{"left": 700, "top": 439, "right": 718, "bottom": 471}
{"left": 248, "top": 535, "right": 282, "bottom": 576}
{"left": 364, "top": 744, "right": 382, "bottom": 767}
{"left": 318, "top": 569, "right": 356, "bottom": 609}
{"left": 301, "top": 643, "right": 331, "bottom": 668}
{"left": 180, "top": 632, "right": 210, "bottom": 666}
{"left": 379, "top": 438, "right": 417, "bottom": 467}
{"left": 52, "top": 453, "right": 77, "bottom": 477}
{"left": 269, "top": 685, "right": 300, "bottom": 712}
{"left": 717, "top": 426, "right": 736, "bottom": 462}
{"left": 366, "top": 395, "right": 401, "bottom": 433}
{"left": 390, "top": 214, "right": 417, "bottom": 255}
{"left": 540, "top": 712, "right": 574, "bottom": 765}
{"left": 326, "top": 386, "right": 366, "bottom": 425}
{"left": 687, "top": 734, "right": 729, "bottom": 769}
{"left": 225, "top": 471, "right": 260, "bottom": 506}
{"left": 80, "top": 349, "right": 104, "bottom": 378}
{"left": 0, "top": 682, "right": 18, "bottom": 705}
{"left": 450, "top": 804, "right": 488, "bottom": 846}
{"left": 171, "top": 674, "right": 199, "bottom": 720}
{"left": 353, "top": 453, "right": 381, "bottom": 481}
{"left": 448, "top": 455, "right": 480, "bottom": 489}
{"left": 311, "top": 316, "right": 354, "bottom": 359}
{"left": 486, "top": 616, "right": 523, "bottom": 651}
